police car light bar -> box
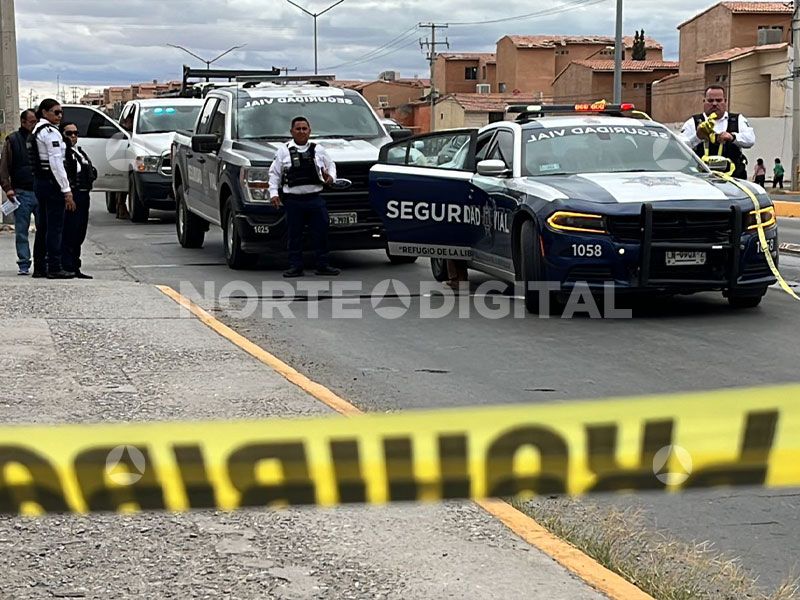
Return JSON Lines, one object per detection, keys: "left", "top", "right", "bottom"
{"left": 506, "top": 101, "right": 636, "bottom": 120}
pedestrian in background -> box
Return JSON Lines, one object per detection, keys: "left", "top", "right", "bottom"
{"left": 29, "top": 98, "right": 76, "bottom": 279}
{"left": 773, "top": 158, "right": 785, "bottom": 189}
{"left": 0, "top": 109, "right": 39, "bottom": 275}
{"left": 753, "top": 158, "right": 766, "bottom": 187}
{"left": 61, "top": 122, "right": 96, "bottom": 279}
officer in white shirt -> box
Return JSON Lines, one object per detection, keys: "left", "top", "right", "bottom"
{"left": 268, "top": 116, "right": 340, "bottom": 278}
{"left": 678, "top": 85, "right": 755, "bottom": 179}
{"left": 28, "top": 98, "right": 76, "bottom": 278}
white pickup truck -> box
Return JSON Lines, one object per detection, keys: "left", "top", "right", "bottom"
{"left": 62, "top": 98, "right": 203, "bottom": 221}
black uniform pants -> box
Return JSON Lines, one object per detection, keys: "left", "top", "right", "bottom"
{"left": 32, "top": 178, "right": 66, "bottom": 274}
{"left": 282, "top": 193, "right": 329, "bottom": 269}
{"left": 62, "top": 189, "right": 90, "bottom": 272}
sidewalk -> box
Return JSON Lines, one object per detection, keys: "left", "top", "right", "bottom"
{"left": 0, "top": 231, "right": 607, "bottom": 599}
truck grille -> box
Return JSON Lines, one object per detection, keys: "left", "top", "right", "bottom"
{"left": 158, "top": 151, "right": 172, "bottom": 177}
{"left": 322, "top": 161, "right": 378, "bottom": 221}
{"left": 609, "top": 211, "right": 732, "bottom": 243}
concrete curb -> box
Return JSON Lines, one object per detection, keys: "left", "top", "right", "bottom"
{"left": 775, "top": 201, "right": 800, "bottom": 217}
{"left": 780, "top": 242, "right": 800, "bottom": 256}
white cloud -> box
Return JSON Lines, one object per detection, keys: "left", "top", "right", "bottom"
{"left": 14, "top": 0, "right": 714, "bottom": 103}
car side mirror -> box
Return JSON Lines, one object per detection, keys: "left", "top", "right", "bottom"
{"left": 390, "top": 129, "right": 413, "bottom": 141}
{"left": 192, "top": 134, "right": 220, "bottom": 153}
{"left": 97, "top": 125, "right": 126, "bottom": 139}
{"left": 705, "top": 156, "right": 733, "bottom": 173}
{"left": 476, "top": 159, "right": 509, "bottom": 176}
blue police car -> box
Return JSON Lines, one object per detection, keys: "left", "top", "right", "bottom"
{"left": 369, "top": 103, "right": 778, "bottom": 313}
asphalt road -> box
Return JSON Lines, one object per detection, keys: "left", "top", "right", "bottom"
{"left": 89, "top": 198, "right": 800, "bottom": 593}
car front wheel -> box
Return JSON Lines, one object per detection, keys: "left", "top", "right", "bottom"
{"left": 727, "top": 288, "right": 767, "bottom": 309}
{"left": 128, "top": 177, "right": 149, "bottom": 223}
{"left": 430, "top": 258, "right": 448, "bottom": 281}
{"left": 518, "top": 220, "right": 559, "bottom": 315}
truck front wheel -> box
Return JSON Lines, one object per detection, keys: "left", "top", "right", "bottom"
{"left": 176, "top": 187, "right": 206, "bottom": 248}
{"left": 223, "top": 202, "right": 258, "bottom": 269}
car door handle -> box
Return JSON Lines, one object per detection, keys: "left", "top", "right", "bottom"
{"left": 376, "top": 178, "right": 393, "bottom": 188}
{"left": 196, "top": 157, "right": 206, "bottom": 164}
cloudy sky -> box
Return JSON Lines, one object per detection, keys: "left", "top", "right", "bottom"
{"left": 16, "top": 0, "right": 717, "bottom": 104}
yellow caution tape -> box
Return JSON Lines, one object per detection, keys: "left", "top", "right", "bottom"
{"left": 716, "top": 173, "right": 800, "bottom": 301}
{"left": 1, "top": 384, "right": 799, "bottom": 515}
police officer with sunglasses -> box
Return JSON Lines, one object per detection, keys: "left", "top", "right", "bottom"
{"left": 28, "top": 98, "right": 76, "bottom": 278}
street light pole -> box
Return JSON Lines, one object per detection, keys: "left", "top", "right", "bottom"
{"left": 167, "top": 44, "right": 247, "bottom": 80}
{"left": 285, "top": 0, "right": 345, "bottom": 74}
{"left": 791, "top": 0, "right": 799, "bottom": 190}
{"left": 613, "top": 0, "right": 623, "bottom": 104}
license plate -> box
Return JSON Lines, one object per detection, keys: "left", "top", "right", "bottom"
{"left": 665, "top": 251, "right": 706, "bottom": 266}
{"left": 329, "top": 212, "right": 357, "bottom": 226}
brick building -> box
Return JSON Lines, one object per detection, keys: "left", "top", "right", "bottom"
{"left": 495, "top": 34, "right": 663, "bottom": 97}
{"left": 553, "top": 60, "right": 679, "bottom": 112}
{"left": 432, "top": 53, "right": 497, "bottom": 94}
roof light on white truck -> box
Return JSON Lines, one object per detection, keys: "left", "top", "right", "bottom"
{"left": 240, "top": 167, "right": 271, "bottom": 203}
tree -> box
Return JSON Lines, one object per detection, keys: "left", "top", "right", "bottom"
{"left": 632, "top": 29, "right": 647, "bottom": 61}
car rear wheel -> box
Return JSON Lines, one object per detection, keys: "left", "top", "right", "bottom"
{"left": 430, "top": 258, "right": 448, "bottom": 281}
{"left": 223, "top": 201, "right": 258, "bottom": 269}
{"left": 727, "top": 288, "right": 767, "bottom": 309}
{"left": 128, "top": 177, "right": 149, "bottom": 223}
{"left": 176, "top": 187, "right": 206, "bottom": 248}
{"left": 105, "top": 192, "right": 117, "bottom": 213}
{"left": 518, "top": 220, "right": 559, "bottom": 315}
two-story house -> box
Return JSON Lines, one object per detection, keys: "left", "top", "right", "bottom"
{"left": 651, "top": 1, "right": 792, "bottom": 122}
{"left": 494, "top": 34, "right": 663, "bottom": 98}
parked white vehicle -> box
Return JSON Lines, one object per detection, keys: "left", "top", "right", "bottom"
{"left": 62, "top": 98, "right": 203, "bottom": 222}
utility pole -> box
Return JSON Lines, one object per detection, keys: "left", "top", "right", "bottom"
{"left": 613, "top": 0, "right": 623, "bottom": 104}
{"left": 792, "top": 0, "right": 799, "bottom": 190}
{"left": 419, "top": 22, "right": 448, "bottom": 132}
{"left": 0, "top": 0, "right": 20, "bottom": 139}
{"left": 167, "top": 44, "right": 247, "bottom": 81}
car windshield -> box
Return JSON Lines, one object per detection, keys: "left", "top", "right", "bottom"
{"left": 237, "top": 95, "right": 383, "bottom": 139}
{"left": 522, "top": 124, "right": 704, "bottom": 177}
{"left": 136, "top": 105, "right": 202, "bottom": 134}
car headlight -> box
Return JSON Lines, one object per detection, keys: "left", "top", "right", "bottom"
{"left": 546, "top": 211, "right": 608, "bottom": 234}
{"left": 135, "top": 155, "right": 160, "bottom": 172}
{"left": 240, "top": 166, "right": 271, "bottom": 204}
{"left": 745, "top": 206, "right": 776, "bottom": 230}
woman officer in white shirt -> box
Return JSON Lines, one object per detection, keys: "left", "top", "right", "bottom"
{"left": 29, "top": 98, "right": 76, "bottom": 278}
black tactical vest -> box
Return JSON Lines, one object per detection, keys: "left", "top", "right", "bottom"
{"left": 65, "top": 146, "right": 96, "bottom": 192}
{"left": 7, "top": 129, "right": 34, "bottom": 190}
{"left": 27, "top": 122, "right": 60, "bottom": 181}
{"left": 691, "top": 112, "right": 747, "bottom": 177}
{"left": 284, "top": 143, "right": 322, "bottom": 188}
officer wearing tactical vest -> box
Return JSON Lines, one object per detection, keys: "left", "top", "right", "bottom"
{"left": 679, "top": 85, "right": 755, "bottom": 179}
{"left": 0, "top": 109, "right": 39, "bottom": 275}
{"left": 28, "top": 98, "right": 77, "bottom": 279}
{"left": 268, "top": 116, "right": 340, "bottom": 278}
{"left": 61, "top": 122, "right": 97, "bottom": 279}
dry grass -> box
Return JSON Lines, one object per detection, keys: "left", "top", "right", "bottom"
{"left": 511, "top": 497, "right": 799, "bottom": 600}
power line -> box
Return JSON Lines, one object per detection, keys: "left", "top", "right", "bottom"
{"left": 445, "top": 0, "right": 610, "bottom": 26}
{"left": 323, "top": 25, "right": 419, "bottom": 70}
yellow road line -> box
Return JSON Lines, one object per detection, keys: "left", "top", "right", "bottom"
{"left": 478, "top": 499, "right": 654, "bottom": 600}
{"left": 775, "top": 201, "right": 800, "bottom": 218}
{"left": 157, "top": 284, "right": 654, "bottom": 600}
